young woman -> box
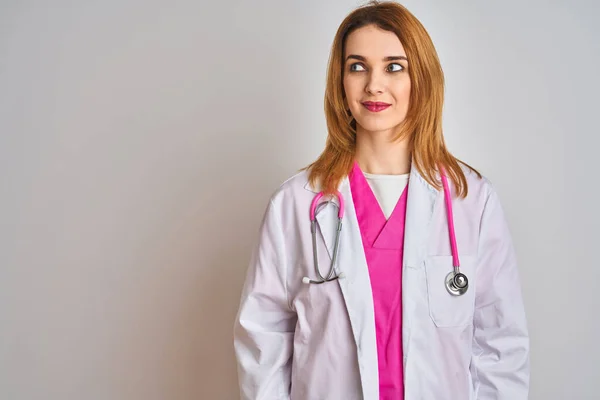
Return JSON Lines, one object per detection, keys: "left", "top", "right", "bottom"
{"left": 233, "top": 1, "right": 530, "bottom": 399}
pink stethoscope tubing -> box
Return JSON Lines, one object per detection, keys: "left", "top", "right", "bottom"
{"left": 303, "top": 191, "right": 346, "bottom": 284}
{"left": 304, "top": 167, "right": 469, "bottom": 296}
{"left": 440, "top": 166, "right": 469, "bottom": 296}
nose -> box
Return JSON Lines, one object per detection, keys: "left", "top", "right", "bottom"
{"left": 365, "top": 70, "right": 385, "bottom": 95}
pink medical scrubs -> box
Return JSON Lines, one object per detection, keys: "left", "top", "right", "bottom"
{"left": 349, "top": 161, "right": 408, "bottom": 400}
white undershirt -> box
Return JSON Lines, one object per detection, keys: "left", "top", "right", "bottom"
{"left": 363, "top": 172, "right": 410, "bottom": 219}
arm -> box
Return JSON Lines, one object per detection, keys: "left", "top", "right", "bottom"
{"left": 471, "top": 185, "right": 530, "bottom": 399}
{"left": 233, "top": 199, "right": 296, "bottom": 400}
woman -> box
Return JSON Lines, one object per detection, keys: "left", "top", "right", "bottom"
{"left": 233, "top": 1, "right": 530, "bottom": 399}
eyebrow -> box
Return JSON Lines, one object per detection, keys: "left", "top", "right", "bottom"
{"left": 345, "top": 54, "right": 408, "bottom": 62}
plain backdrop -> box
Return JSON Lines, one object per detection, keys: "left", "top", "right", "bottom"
{"left": 0, "top": 0, "right": 598, "bottom": 399}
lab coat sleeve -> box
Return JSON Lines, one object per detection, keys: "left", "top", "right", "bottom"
{"left": 233, "top": 199, "right": 296, "bottom": 400}
{"left": 471, "top": 185, "right": 530, "bottom": 399}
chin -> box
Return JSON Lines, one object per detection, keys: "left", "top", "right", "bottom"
{"left": 356, "top": 121, "right": 398, "bottom": 133}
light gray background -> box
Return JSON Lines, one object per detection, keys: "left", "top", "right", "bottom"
{"left": 0, "top": 0, "right": 597, "bottom": 399}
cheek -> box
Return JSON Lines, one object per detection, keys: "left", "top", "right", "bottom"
{"left": 396, "top": 80, "right": 412, "bottom": 103}
{"left": 343, "top": 78, "right": 357, "bottom": 100}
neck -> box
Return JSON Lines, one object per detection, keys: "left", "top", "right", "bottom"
{"left": 354, "top": 128, "right": 411, "bottom": 175}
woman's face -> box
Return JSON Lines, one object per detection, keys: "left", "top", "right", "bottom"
{"left": 342, "top": 24, "right": 411, "bottom": 137}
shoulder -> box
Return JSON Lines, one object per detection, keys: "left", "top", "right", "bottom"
{"left": 453, "top": 162, "right": 513, "bottom": 229}
{"left": 456, "top": 161, "right": 495, "bottom": 203}
{"left": 265, "top": 168, "right": 313, "bottom": 209}
{"left": 278, "top": 168, "right": 312, "bottom": 192}
{"left": 255, "top": 168, "right": 315, "bottom": 233}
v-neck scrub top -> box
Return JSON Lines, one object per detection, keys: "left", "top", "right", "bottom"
{"left": 349, "top": 162, "right": 409, "bottom": 400}
{"left": 362, "top": 171, "right": 410, "bottom": 220}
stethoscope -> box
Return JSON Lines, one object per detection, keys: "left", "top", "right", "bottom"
{"left": 302, "top": 166, "right": 469, "bottom": 296}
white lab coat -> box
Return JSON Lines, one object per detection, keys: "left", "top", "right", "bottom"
{"left": 233, "top": 161, "right": 530, "bottom": 400}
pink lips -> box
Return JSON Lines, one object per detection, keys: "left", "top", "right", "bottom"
{"left": 362, "top": 101, "right": 391, "bottom": 112}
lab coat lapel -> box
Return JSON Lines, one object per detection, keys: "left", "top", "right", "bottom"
{"left": 402, "top": 160, "right": 439, "bottom": 267}
{"left": 401, "top": 159, "right": 439, "bottom": 388}
{"left": 335, "top": 177, "right": 380, "bottom": 399}
{"left": 303, "top": 176, "right": 380, "bottom": 399}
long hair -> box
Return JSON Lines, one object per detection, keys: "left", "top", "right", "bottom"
{"left": 302, "top": 0, "right": 481, "bottom": 197}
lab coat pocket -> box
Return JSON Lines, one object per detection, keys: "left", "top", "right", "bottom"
{"left": 424, "top": 255, "right": 476, "bottom": 328}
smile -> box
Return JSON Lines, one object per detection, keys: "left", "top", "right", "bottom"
{"left": 362, "top": 102, "right": 391, "bottom": 112}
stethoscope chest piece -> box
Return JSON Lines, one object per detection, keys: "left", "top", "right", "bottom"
{"left": 445, "top": 270, "right": 469, "bottom": 296}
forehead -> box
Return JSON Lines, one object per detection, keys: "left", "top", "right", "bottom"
{"left": 344, "top": 25, "right": 406, "bottom": 58}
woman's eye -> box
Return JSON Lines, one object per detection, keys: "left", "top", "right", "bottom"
{"left": 349, "top": 63, "right": 366, "bottom": 72}
{"left": 388, "top": 63, "right": 404, "bottom": 72}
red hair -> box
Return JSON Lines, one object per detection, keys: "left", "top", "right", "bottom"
{"left": 302, "top": 0, "right": 481, "bottom": 197}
